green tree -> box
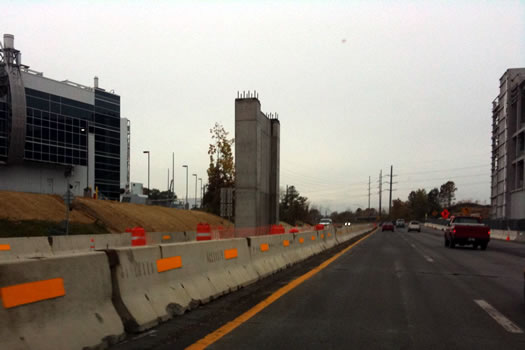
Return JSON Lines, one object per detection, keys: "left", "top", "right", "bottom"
{"left": 427, "top": 187, "right": 441, "bottom": 215}
{"left": 407, "top": 189, "right": 428, "bottom": 219}
{"left": 391, "top": 198, "right": 410, "bottom": 220}
{"left": 439, "top": 181, "right": 457, "bottom": 208}
{"left": 147, "top": 188, "right": 176, "bottom": 201}
{"left": 279, "top": 186, "right": 309, "bottom": 225}
{"left": 202, "top": 123, "right": 235, "bottom": 216}
{"left": 306, "top": 206, "right": 322, "bottom": 225}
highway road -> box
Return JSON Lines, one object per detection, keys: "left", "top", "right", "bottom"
{"left": 113, "top": 227, "right": 525, "bottom": 350}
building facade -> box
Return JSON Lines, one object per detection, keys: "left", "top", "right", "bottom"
{"left": 0, "top": 34, "right": 129, "bottom": 200}
{"left": 490, "top": 68, "right": 525, "bottom": 219}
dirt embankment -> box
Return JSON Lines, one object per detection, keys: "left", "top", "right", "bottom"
{"left": 0, "top": 191, "right": 231, "bottom": 233}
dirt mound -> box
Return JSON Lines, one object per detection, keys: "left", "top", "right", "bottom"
{"left": 0, "top": 191, "right": 94, "bottom": 223}
{"left": 0, "top": 191, "right": 231, "bottom": 233}
{"left": 74, "top": 197, "right": 231, "bottom": 232}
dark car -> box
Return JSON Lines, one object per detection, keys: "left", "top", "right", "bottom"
{"left": 382, "top": 222, "right": 395, "bottom": 232}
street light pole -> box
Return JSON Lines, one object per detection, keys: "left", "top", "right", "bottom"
{"left": 198, "top": 178, "right": 202, "bottom": 208}
{"left": 143, "top": 151, "right": 150, "bottom": 198}
{"left": 192, "top": 174, "right": 197, "bottom": 209}
{"left": 182, "top": 165, "right": 188, "bottom": 209}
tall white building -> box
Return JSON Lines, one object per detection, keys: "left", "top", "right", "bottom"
{"left": 490, "top": 68, "right": 525, "bottom": 219}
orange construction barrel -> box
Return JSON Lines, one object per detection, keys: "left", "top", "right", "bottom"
{"left": 196, "top": 223, "right": 212, "bottom": 241}
{"left": 131, "top": 227, "right": 146, "bottom": 246}
{"left": 271, "top": 224, "right": 285, "bottom": 235}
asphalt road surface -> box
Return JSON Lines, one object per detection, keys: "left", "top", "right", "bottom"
{"left": 116, "top": 227, "right": 525, "bottom": 349}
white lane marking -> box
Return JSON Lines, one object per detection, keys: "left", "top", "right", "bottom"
{"left": 423, "top": 255, "right": 434, "bottom": 263}
{"left": 474, "top": 299, "right": 524, "bottom": 334}
{"left": 404, "top": 238, "right": 433, "bottom": 262}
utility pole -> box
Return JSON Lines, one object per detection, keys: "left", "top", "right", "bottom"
{"left": 192, "top": 173, "right": 197, "bottom": 209}
{"left": 389, "top": 165, "right": 393, "bottom": 215}
{"left": 143, "top": 151, "right": 150, "bottom": 199}
{"left": 368, "top": 176, "right": 371, "bottom": 209}
{"left": 182, "top": 165, "right": 188, "bottom": 209}
{"left": 171, "top": 152, "right": 174, "bottom": 196}
{"left": 387, "top": 165, "right": 397, "bottom": 216}
{"left": 167, "top": 168, "right": 170, "bottom": 192}
{"left": 198, "top": 178, "right": 202, "bottom": 208}
{"left": 378, "top": 170, "right": 382, "bottom": 218}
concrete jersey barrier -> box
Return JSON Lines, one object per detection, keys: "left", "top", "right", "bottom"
{"left": 50, "top": 233, "right": 132, "bottom": 255}
{"left": 248, "top": 233, "right": 295, "bottom": 278}
{"left": 0, "top": 225, "right": 377, "bottom": 349}
{"left": 0, "top": 252, "right": 124, "bottom": 350}
{"left": 145, "top": 231, "right": 187, "bottom": 245}
{"left": 108, "top": 238, "right": 257, "bottom": 333}
{"left": 293, "top": 231, "right": 322, "bottom": 260}
{"left": 0, "top": 236, "right": 52, "bottom": 261}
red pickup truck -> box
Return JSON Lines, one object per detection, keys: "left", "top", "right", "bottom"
{"left": 444, "top": 216, "right": 490, "bottom": 250}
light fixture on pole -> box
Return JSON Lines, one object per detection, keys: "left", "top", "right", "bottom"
{"left": 143, "top": 151, "right": 150, "bottom": 198}
{"left": 182, "top": 165, "right": 188, "bottom": 209}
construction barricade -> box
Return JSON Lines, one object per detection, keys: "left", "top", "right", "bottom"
{"left": 248, "top": 233, "right": 296, "bottom": 278}
{"left": 107, "top": 238, "right": 256, "bottom": 333}
{"left": 131, "top": 227, "right": 146, "bottom": 246}
{"left": 0, "top": 236, "right": 52, "bottom": 261}
{"left": 196, "top": 223, "right": 212, "bottom": 241}
{"left": 0, "top": 252, "right": 124, "bottom": 350}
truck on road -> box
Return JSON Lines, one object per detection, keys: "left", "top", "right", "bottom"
{"left": 444, "top": 216, "right": 490, "bottom": 250}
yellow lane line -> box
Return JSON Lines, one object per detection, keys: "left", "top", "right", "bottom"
{"left": 186, "top": 229, "right": 376, "bottom": 350}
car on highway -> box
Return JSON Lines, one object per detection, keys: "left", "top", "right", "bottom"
{"left": 382, "top": 222, "right": 395, "bottom": 232}
{"left": 319, "top": 218, "right": 332, "bottom": 227}
{"left": 407, "top": 221, "right": 421, "bottom": 232}
{"left": 395, "top": 219, "right": 405, "bottom": 228}
{"left": 344, "top": 222, "right": 351, "bottom": 226}
{"left": 444, "top": 216, "right": 490, "bottom": 250}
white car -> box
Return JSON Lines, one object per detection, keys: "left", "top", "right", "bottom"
{"left": 408, "top": 221, "right": 421, "bottom": 232}
{"left": 319, "top": 218, "right": 332, "bottom": 227}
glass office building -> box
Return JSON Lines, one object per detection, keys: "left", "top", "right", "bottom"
{"left": 0, "top": 34, "right": 129, "bottom": 200}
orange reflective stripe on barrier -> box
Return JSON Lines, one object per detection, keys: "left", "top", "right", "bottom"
{"left": 327, "top": 233, "right": 331, "bottom": 237}
{"left": 260, "top": 243, "right": 269, "bottom": 252}
{"left": 156, "top": 256, "right": 182, "bottom": 272}
{"left": 311, "top": 236, "right": 316, "bottom": 241}
{"left": 299, "top": 238, "right": 304, "bottom": 244}
{"left": 224, "top": 248, "right": 238, "bottom": 260}
{"left": 0, "top": 244, "right": 10, "bottom": 251}
{"left": 283, "top": 240, "right": 290, "bottom": 247}
{"left": 162, "top": 235, "right": 171, "bottom": 240}
{"left": 321, "top": 234, "right": 324, "bottom": 239}
{"left": 1, "top": 278, "right": 65, "bottom": 309}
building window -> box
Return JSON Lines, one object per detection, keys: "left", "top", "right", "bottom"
{"left": 518, "top": 160, "right": 524, "bottom": 189}
{"left": 518, "top": 132, "right": 525, "bottom": 158}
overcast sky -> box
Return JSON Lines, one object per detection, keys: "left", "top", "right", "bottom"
{"left": 4, "top": 0, "right": 525, "bottom": 212}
